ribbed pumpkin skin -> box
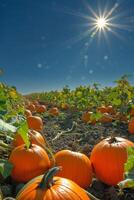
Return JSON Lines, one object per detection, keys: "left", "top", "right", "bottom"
{"left": 27, "top": 116, "right": 43, "bottom": 132}
{"left": 90, "top": 137, "right": 134, "bottom": 186}
{"left": 12, "top": 130, "right": 46, "bottom": 148}
{"left": 9, "top": 144, "right": 50, "bottom": 183}
{"left": 16, "top": 176, "right": 90, "bottom": 200}
{"left": 54, "top": 150, "right": 93, "bottom": 188}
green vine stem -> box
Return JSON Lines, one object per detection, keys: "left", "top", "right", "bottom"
{"left": 30, "top": 131, "right": 55, "bottom": 166}
{"left": 39, "top": 166, "right": 61, "bottom": 189}
{"left": 38, "top": 166, "right": 100, "bottom": 200}
{"left": 52, "top": 121, "right": 77, "bottom": 142}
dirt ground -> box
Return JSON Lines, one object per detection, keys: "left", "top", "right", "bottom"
{"left": 1, "top": 109, "right": 134, "bottom": 199}
{"left": 43, "top": 109, "right": 134, "bottom": 200}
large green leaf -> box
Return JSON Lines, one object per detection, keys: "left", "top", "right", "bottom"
{"left": 0, "top": 119, "right": 17, "bottom": 133}
{"left": 0, "top": 159, "right": 13, "bottom": 178}
{"left": 17, "top": 121, "right": 30, "bottom": 149}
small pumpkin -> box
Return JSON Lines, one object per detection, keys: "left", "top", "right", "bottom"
{"left": 130, "top": 107, "right": 134, "bottom": 116}
{"left": 128, "top": 117, "right": 134, "bottom": 134}
{"left": 99, "top": 113, "right": 113, "bottom": 123}
{"left": 25, "top": 109, "right": 32, "bottom": 118}
{"left": 90, "top": 137, "right": 134, "bottom": 186}
{"left": 54, "top": 150, "right": 93, "bottom": 188}
{"left": 106, "top": 105, "right": 115, "bottom": 114}
{"left": 81, "top": 111, "right": 92, "bottom": 123}
{"left": 12, "top": 130, "right": 46, "bottom": 148}
{"left": 36, "top": 105, "right": 47, "bottom": 113}
{"left": 27, "top": 116, "right": 43, "bottom": 132}
{"left": 49, "top": 107, "right": 59, "bottom": 116}
{"left": 97, "top": 106, "right": 108, "bottom": 113}
{"left": 9, "top": 144, "right": 50, "bottom": 183}
{"left": 16, "top": 167, "right": 90, "bottom": 200}
{"left": 61, "top": 103, "right": 69, "bottom": 110}
{"left": 26, "top": 104, "right": 36, "bottom": 112}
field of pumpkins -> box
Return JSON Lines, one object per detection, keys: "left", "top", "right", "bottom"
{"left": 1, "top": 76, "right": 134, "bottom": 200}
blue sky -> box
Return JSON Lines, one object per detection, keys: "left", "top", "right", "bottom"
{"left": 0, "top": 0, "right": 134, "bottom": 93}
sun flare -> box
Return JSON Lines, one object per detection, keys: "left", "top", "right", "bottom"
{"left": 96, "top": 17, "right": 107, "bottom": 30}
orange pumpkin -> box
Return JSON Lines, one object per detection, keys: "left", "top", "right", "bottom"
{"left": 81, "top": 111, "right": 92, "bottom": 123}
{"left": 49, "top": 107, "right": 59, "bottom": 116}
{"left": 27, "top": 116, "right": 43, "bottom": 132}
{"left": 97, "top": 106, "right": 108, "bottom": 113}
{"left": 16, "top": 167, "right": 90, "bottom": 200}
{"left": 9, "top": 144, "right": 50, "bottom": 183}
{"left": 54, "top": 150, "right": 93, "bottom": 188}
{"left": 26, "top": 104, "right": 36, "bottom": 112}
{"left": 36, "top": 105, "right": 47, "bottom": 113}
{"left": 61, "top": 103, "right": 69, "bottom": 110}
{"left": 130, "top": 107, "right": 134, "bottom": 116}
{"left": 12, "top": 130, "right": 46, "bottom": 148}
{"left": 106, "top": 105, "right": 115, "bottom": 114}
{"left": 128, "top": 117, "right": 134, "bottom": 134}
{"left": 25, "top": 109, "right": 32, "bottom": 118}
{"left": 99, "top": 113, "right": 113, "bottom": 123}
{"left": 90, "top": 137, "right": 134, "bottom": 186}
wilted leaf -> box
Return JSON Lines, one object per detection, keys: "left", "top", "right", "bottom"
{"left": 0, "top": 119, "right": 17, "bottom": 133}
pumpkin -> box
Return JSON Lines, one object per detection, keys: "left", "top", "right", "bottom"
{"left": 12, "top": 130, "right": 46, "bottom": 148}
{"left": 130, "top": 107, "right": 134, "bottom": 116}
{"left": 25, "top": 109, "right": 32, "bottom": 118}
{"left": 97, "top": 106, "right": 108, "bottom": 113}
{"left": 61, "top": 103, "right": 69, "bottom": 110}
{"left": 54, "top": 150, "right": 93, "bottom": 188}
{"left": 36, "top": 105, "right": 47, "bottom": 113}
{"left": 16, "top": 167, "right": 90, "bottom": 200}
{"left": 90, "top": 137, "right": 134, "bottom": 186}
{"left": 106, "top": 105, "right": 115, "bottom": 114}
{"left": 81, "top": 111, "right": 96, "bottom": 124}
{"left": 81, "top": 111, "right": 92, "bottom": 123}
{"left": 99, "top": 113, "right": 113, "bottom": 123}
{"left": 128, "top": 117, "right": 134, "bottom": 134}
{"left": 26, "top": 104, "right": 36, "bottom": 112}
{"left": 49, "top": 107, "right": 59, "bottom": 116}
{"left": 27, "top": 116, "right": 43, "bottom": 132}
{"left": 9, "top": 144, "right": 50, "bottom": 183}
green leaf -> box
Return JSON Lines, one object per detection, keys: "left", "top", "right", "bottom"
{"left": 0, "top": 119, "right": 17, "bottom": 133}
{"left": 112, "top": 98, "right": 121, "bottom": 106}
{"left": 0, "top": 159, "right": 13, "bottom": 178}
{"left": 118, "top": 147, "right": 134, "bottom": 189}
{"left": 17, "top": 121, "right": 30, "bottom": 149}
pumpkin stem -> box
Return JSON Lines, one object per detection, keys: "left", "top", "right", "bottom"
{"left": 108, "top": 136, "right": 117, "bottom": 144}
{"left": 39, "top": 166, "right": 62, "bottom": 189}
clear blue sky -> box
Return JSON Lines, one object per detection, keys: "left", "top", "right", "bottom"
{"left": 0, "top": 0, "right": 134, "bottom": 93}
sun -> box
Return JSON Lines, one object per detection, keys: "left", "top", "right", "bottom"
{"left": 96, "top": 17, "right": 107, "bottom": 30}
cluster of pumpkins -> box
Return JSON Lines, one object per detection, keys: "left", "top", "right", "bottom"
{"left": 81, "top": 105, "right": 134, "bottom": 133}
{"left": 6, "top": 101, "right": 134, "bottom": 199}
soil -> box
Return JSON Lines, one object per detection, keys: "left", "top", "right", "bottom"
{"left": 1, "top": 109, "right": 134, "bottom": 200}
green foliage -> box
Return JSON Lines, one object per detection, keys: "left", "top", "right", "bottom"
{"left": 118, "top": 147, "right": 134, "bottom": 190}
{"left": 27, "top": 76, "right": 134, "bottom": 116}
{"left": 0, "top": 159, "right": 13, "bottom": 178}
{"left": 17, "top": 121, "right": 30, "bottom": 149}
